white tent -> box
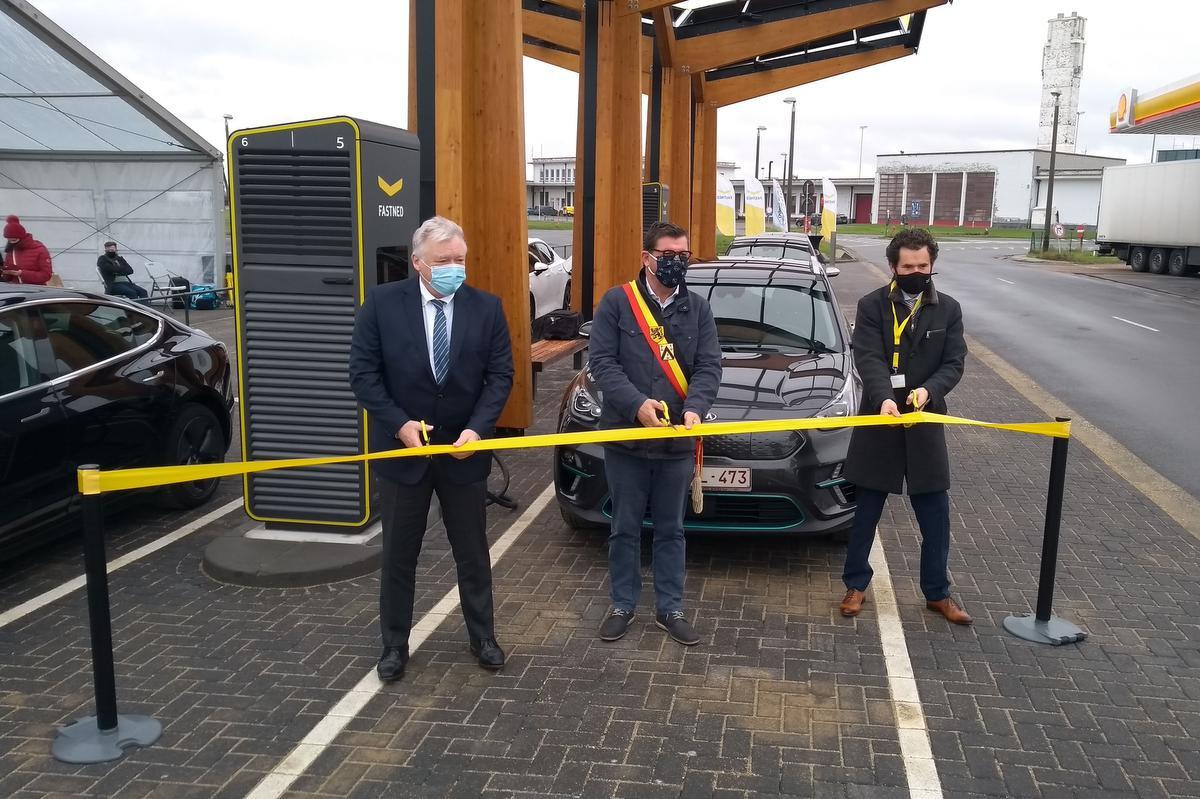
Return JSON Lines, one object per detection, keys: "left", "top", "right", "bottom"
{"left": 0, "top": 0, "right": 223, "bottom": 292}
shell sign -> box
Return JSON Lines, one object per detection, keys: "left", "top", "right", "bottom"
{"left": 1112, "top": 88, "right": 1137, "bottom": 131}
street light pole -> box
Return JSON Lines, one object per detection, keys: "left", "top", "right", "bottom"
{"left": 754, "top": 125, "right": 767, "bottom": 180}
{"left": 784, "top": 97, "right": 797, "bottom": 232}
{"left": 767, "top": 160, "right": 773, "bottom": 181}
{"left": 1041, "top": 91, "right": 1061, "bottom": 253}
{"left": 858, "top": 125, "right": 868, "bottom": 178}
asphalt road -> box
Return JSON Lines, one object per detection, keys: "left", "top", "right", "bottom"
{"left": 837, "top": 234, "right": 1200, "bottom": 501}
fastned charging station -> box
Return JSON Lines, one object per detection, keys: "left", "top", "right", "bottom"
{"left": 227, "top": 116, "right": 418, "bottom": 538}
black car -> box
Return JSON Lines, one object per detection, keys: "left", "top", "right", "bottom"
{"left": 554, "top": 258, "right": 861, "bottom": 535}
{"left": 724, "top": 234, "right": 838, "bottom": 276}
{"left": 1, "top": 285, "right": 234, "bottom": 557}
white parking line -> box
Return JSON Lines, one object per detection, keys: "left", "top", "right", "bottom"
{"left": 0, "top": 498, "right": 243, "bottom": 630}
{"left": 996, "top": 278, "right": 1015, "bottom": 285}
{"left": 243, "top": 482, "right": 557, "bottom": 799}
{"left": 1113, "top": 316, "right": 1159, "bottom": 332}
{"left": 869, "top": 534, "right": 944, "bottom": 799}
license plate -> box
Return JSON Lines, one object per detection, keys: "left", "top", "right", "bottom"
{"left": 700, "top": 466, "right": 751, "bottom": 492}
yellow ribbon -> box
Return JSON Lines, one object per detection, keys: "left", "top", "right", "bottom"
{"left": 77, "top": 412, "right": 1070, "bottom": 496}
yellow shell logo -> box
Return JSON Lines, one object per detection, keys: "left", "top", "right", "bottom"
{"left": 378, "top": 177, "right": 404, "bottom": 197}
{"left": 1117, "top": 94, "right": 1128, "bottom": 122}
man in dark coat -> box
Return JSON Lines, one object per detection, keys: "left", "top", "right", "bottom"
{"left": 588, "top": 221, "right": 722, "bottom": 647}
{"left": 349, "top": 216, "right": 514, "bottom": 681}
{"left": 97, "top": 241, "right": 148, "bottom": 300}
{"left": 840, "top": 228, "right": 971, "bottom": 624}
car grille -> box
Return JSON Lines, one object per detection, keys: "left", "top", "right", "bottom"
{"left": 604, "top": 493, "right": 804, "bottom": 531}
{"left": 703, "top": 432, "right": 804, "bottom": 460}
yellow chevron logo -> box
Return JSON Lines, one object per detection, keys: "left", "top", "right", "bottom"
{"left": 377, "top": 176, "right": 404, "bottom": 197}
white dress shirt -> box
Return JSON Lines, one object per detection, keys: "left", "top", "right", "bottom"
{"left": 418, "top": 279, "right": 456, "bottom": 377}
{"left": 648, "top": 284, "right": 679, "bottom": 310}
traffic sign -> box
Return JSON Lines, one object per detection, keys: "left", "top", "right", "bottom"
{"left": 1053, "top": 223, "right": 1065, "bottom": 238}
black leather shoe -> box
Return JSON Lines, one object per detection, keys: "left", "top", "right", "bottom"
{"left": 377, "top": 646, "right": 408, "bottom": 682}
{"left": 469, "top": 638, "right": 506, "bottom": 670}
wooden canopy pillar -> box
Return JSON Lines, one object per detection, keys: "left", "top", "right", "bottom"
{"left": 691, "top": 95, "right": 718, "bottom": 260}
{"left": 411, "top": 0, "right": 531, "bottom": 429}
{"left": 654, "top": 66, "right": 693, "bottom": 236}
{"left": 572, "top": 0, "right": 643, "bottom": 317}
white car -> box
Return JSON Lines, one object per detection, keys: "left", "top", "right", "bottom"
{"left": 528, "top": 237, "right": 572, "bottom": 324}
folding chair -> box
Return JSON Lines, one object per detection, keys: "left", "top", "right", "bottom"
{"left": 143, "top": 261, "right": 185, "bottom": 307}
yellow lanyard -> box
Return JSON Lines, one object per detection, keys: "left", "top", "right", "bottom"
{"left": 890, "top": 289, "right": 922, "bottom": 371}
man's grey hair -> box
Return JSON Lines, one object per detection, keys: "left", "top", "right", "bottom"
{"left": 412, "top": 216, "right": 466, "bottom": 259}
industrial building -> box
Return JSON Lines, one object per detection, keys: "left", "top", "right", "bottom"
{"left": 872, "top": 149, "right": 1125, "bottom": 228}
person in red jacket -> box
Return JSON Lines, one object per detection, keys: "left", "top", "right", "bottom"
{"left": 3, "top": 215, "right": 54, "bottom": 285}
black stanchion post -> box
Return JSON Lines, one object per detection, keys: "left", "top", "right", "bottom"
{"left": 1003, "top": 419, "right": 1088, "bottom": 645}
{"left": 51, "top": 466, "right": 162, "bottom": 764}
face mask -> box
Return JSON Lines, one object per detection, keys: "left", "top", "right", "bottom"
{"left": 894, "top": 272, "right": 932, "bottom": 294}
{"left": 428, "top": 264, "right": 466, "bottom": 296}
{"left": 106, "top": 250, "right": 117, "bottom": 257}
{"left": 652, "top": 255, "right": 688, "bottom": 289}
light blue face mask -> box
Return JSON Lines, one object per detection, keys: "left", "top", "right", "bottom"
{"left": 427, "top": 264, "right": 466, "bottom": 296}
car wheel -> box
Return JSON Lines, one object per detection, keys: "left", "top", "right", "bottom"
{"left": 1129, "top": 246, "right": 1148, "bottom": 272}
{"left": 1167, "top": 249, "right": 1189, "bottom": 277}
{"left": 559, "top": 503, "right": 604, "bottom": 531}
{"left": 158, "top": 403, "right": 224, "bottom": 509}
{"left": 1148, "top": 247, "right": 1168, "bottom": 275}
{"left": 562, "top": 280, "right": 572, "bottom": 311}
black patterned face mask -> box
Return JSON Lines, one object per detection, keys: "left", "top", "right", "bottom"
{"left": 652, "top": 255, "right": 688, "bottom": 288}
{"left": 894, "top": 271, "right": 934, "bottom": 294}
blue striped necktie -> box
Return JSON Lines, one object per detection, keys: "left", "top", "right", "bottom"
{"left": 431, "top": 299, "right": 449, "bottom": 384}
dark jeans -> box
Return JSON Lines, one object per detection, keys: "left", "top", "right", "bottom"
{"left": 604, "top": 447, "right": 693, "bottom": 615}
{"left": 106, "top": 281, "right": 148, "bottom": 300}
{"left": 377, "top": 464, "right": 494, "bottom": 649}
{"left": 842, "top": 487, "right": 951, "bottom": 601}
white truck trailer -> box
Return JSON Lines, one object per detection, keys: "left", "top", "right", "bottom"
{"left": 1096, "top": 160, "right": 1200, "bottom": 277}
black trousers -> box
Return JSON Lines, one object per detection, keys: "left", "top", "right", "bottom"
{"left": 377, "top": 461, "right": 494, "bottom": 650}
{"left": 841, "top": 487, "right": 951, "bottom": 602}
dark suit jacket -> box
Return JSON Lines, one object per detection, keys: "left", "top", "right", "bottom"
{"left": 349, "top": 278, "right": 514, "bottom": 485}
{"left": 843, "top": 280, "right": 967, "bottom": 495}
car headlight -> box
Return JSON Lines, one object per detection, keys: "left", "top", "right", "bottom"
{"left": 816, "top": 379, "right": 858, "bottom": 419}
{"left": 569, "top": 383, "right": 602, "bottom": 423}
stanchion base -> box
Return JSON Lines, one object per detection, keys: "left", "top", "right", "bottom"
{"left": 1003, "top": 613, "right": 1087, "bottom": 646}
{"left": 51, "top": 714, "right": 162, "bottom": 764}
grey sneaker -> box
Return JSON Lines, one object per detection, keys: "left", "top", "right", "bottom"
{"left": 598, "top": 608, "right": 635, "bottom": 641}
{"left": 655, "top": 611, "right": 700, "bottom": 646}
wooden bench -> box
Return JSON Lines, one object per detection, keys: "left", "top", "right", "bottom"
{"left": 530, "top": 338, "right": 588, "bottom": 396}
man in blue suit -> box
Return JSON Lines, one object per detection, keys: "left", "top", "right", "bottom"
{"left": 350, "top": 216, "right": 514, "bottom": 681}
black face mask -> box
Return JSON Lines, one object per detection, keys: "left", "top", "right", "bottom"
{"left": 105, "top": 250, "right": 118, "bottom": 258}
{"left": 4, "top": 242, "right": 16, "bottom": 252}
{"left": 652, "top": 255, "right": 688, "bottom": 289}
{"left": 894, "top": 271, "right": 934, "bottom": 294}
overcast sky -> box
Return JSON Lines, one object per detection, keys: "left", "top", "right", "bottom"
{"left": 36, "top": 0, "right": 1200, "bottom": 179}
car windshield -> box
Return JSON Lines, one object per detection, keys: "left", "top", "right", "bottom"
{"left": 692, "top": 280, "right": 842, "bottom": 352}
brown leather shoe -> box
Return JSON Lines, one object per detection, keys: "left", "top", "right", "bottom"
{"left": 926, "top": 597, "right": 973, "bottom": 625}
{"left": 840, "top": 589, "right": 867, "bottom": 617}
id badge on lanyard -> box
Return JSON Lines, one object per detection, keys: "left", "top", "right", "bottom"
{"left": 890, "top": 297, "right": 921, "bottom": 389}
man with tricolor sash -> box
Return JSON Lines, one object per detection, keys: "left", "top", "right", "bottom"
{"left": 588, "top": 222, "right": 722, "bottom": 646}
{"left": 839, "top": 228, "right": 971, "bottom": 625}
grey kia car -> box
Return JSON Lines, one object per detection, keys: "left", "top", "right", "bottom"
{"left": 554, "top": 257, "right": 861, "bottom": 536}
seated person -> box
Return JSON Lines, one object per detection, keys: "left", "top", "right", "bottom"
{"left": 97, "top": 241, "right": 148, "bottom": 300}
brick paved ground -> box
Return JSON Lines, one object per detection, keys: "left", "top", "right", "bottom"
{"left": 3, "top": 282, "right": 1200, "bottom": 798}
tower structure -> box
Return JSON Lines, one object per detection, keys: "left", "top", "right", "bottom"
{"left": 1039, "top": 11, "right": 1086, "bottom": 152}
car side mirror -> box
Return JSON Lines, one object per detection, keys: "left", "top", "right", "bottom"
{"left": 825, "top": 265, "right": 840, "bottom": 277}
{"left": 578, "top": 320, "right": 592, "bottom": 338}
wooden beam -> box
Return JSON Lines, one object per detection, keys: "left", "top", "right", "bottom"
{"left": 651, "top": 7, "right": 677, "bottom": 68}
{"left": 619, "top": 0, "right": 678, "bottom": 15}
{"left": 662, "top": 66, "right": 692, "bottom": 233}
{"left": 540, "top": 0, "right": 582, "bottom": 10}
{"left": 674, "top": 0, "right": 945, "bottom": 73}
{"left": 691, "top": 101, "right": 717, "bottom": 260}
{"left": 521, "top": 7, "right": 580, "bottom": 52}
{"left": 706, "top": 45, "right": 912, "bottom": 107}
{"left": 412, "top": 0, "right": 532, "bottom": 427}
{"left": 523, "top": 41, "right": 579, "bottom": 72}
